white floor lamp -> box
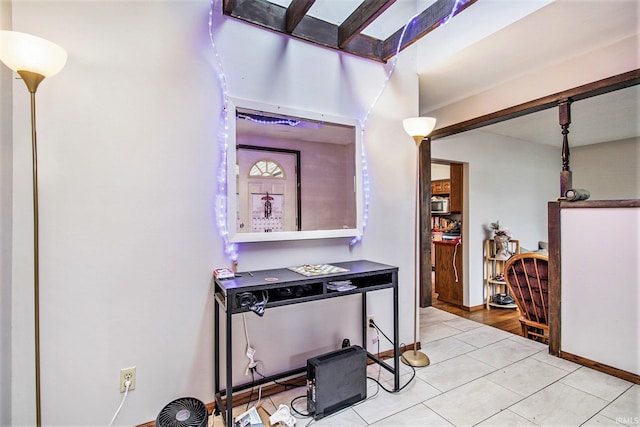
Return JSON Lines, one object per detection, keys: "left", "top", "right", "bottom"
{"left": 0, "top": 30, "right": 67, "bottom": 426}
{"left": 401, "top": 117, "right": 436, "bottom": 367}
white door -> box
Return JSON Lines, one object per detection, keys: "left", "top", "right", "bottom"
{"left": 236, "top": 148, "right": 298, "bottom": 232}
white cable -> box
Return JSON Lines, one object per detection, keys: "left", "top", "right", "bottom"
{"left": 108, "top": 380, "right": 131, "bottom": 427}
{"left": 453, "top": 240, "right": 460, "bottom": 283}
{"left": 242, "top": 312, "right": 251, "bottom": 349}
{"left": 243, "top": 313, "right": 257, "bottom": 374}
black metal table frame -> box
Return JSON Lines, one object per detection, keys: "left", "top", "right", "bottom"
{"left": 213, "top": 260, "right": 400, "bottom": 426}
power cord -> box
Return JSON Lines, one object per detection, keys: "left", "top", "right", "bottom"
{"left": 367, "top": 320, "right": 417, "bottom": 393}
{"left": 244, "top": 364, "right": 265, "bottom": 410}
{"left": 242, "top": 313, "right": 258, "bottom": 374}
{"left": 290, "top": 394, "right": 311, "bottom": 417}
{"left": 108, "top": 380, "right": 131, "bottom": 427}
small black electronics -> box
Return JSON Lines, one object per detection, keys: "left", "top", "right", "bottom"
{"left": 306, "top": 345, "right": 366, "bottom": 420}
{"left": 493, "top": 293, "right": 515, "bottom": 305}
{"left": 236, "top": 290, "right": 269, "bottom": 316}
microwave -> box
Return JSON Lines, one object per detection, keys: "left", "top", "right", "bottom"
{"left": 431, "top": 197, "right": 450, "bottom": 214}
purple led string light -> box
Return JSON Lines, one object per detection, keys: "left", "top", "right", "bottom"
{"left": 209, "top": 0, "right": 237, "bottom": 262}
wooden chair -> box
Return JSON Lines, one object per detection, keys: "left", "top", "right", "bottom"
{"left": 504, "top": 253, "right": 549, "bottom": 343}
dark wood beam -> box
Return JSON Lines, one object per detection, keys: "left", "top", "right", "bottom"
{"left": 222, "top": 0, "right": 237, "bottom": 15}
{"left": 419, "top": 137, "right": 433, "bottom": 307}
{"left": 222, "top": 0, "right": 477, "bottom": 62}
{"left": 285, "top": 0, "right": 316, "bottom": 34}
{"left": 224, "top": 0, "right": 287, "bottom": 32}
{"left": 547, "top": 201, "right": 561, "bottom": 356}
{"left": 558, "top": 99, "right": 572, "bottom": 197}
{"left": 338, "top": 0, "right": 396, "bottom": 48}
{"left": 430, "top": 69, "right": 640, "bottom": 140}
{"left": 381, "top": 0, "right": 477, "bottom": 61}
{"left": 223, "top": 0, "right": 384, "bottom": 61}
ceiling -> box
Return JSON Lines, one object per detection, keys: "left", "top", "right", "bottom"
{"left": 223, "top": 0, "right": 639, "bottom": 147}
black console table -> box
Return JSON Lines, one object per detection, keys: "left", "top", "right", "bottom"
{"left": 213, "top": 260, "right": 400, "bottom": 425}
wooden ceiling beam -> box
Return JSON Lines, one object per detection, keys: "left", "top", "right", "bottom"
{"left": 222, "top": 0, "right": 477, "bottom": 62}
{"left": 338, "top": 0, "right": 396, "bottom": 48}
{"left": 285, "top": 0, "right": 316, "bottom": 34}
{"left": 222, "top": 0, "right": 237, "bottom": 15}
{"left": 381, "top": 0, "right": 477, "bottom": 61}
{"left": 429, "top": 69, "right": 640, "bottom": 140}
{"left": 223, "top": 0, "right": 385, "bottom": 61}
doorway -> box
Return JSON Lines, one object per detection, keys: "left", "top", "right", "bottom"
{"left": 426, "top": 160, "right": 520, "bottom": 336}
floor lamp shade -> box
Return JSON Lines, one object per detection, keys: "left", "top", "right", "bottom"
{"left": 402, "top": 117, "right": 436, "bottom": 145}
{"left": 0, "top": 31, "right": 67, "bottom": 78}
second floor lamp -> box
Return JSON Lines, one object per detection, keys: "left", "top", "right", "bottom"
{"left": 401, "top": 116, "right": 436, "bottom": 367}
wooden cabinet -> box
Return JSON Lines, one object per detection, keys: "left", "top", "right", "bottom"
{"left": 430, "top": 164, "right": 462, "bottom": 212}
{"left": 434, "top": 241, "right": 463, "bottom": 306}
{"left": 484, "top": 239, "right": 520, "bottom": 309}
{"left": 431, "top": 232, "right": 443, "bottom": 268}
{"left": 431, "top": 179, "right": 450, "bottom": 195}
{"left": 449, "top": 163, "right": 463, "bottom": 213}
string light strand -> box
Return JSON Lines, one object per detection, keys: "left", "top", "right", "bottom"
{"left": 209, "top": 0, "right": 238, "bottom": 262}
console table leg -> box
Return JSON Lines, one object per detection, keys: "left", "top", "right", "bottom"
{"left": 393, "top": 276, "right": 400, "bottom": 391}
{"left": 214, "top": 298, "right": 220, "bottom": 397}
{"left": 226, "top": 309, "right": 233, "bottom": 425}
{"left": 362, "top": 293, "right": 367, "bottom": 351}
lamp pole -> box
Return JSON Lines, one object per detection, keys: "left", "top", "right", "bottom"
{"left": 401, "top": 117, "right": 436, "bottom": 367}
{"left": 1, "top": 31, "right": 67, "bottom": 427}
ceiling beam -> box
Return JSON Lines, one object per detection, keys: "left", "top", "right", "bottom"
{"left": 222, "top": 0, "right": 237, "bottom": 15}
{"left": 285, "top": 0, "right": 316, "bottom": 34}
{"left": 222, "top": 0, "right": 477, "bottom": 62}
{"left": 429, "top": 69, "right": 640, "bottom": 140}
{"left": 223, "top": 0, "right": 384, "bottom": 61}
{"left": 338, "top": 0, "right": 396, "bottom": 48}
{"left": 381, "top": 0, "right": 477, "bottom": 61}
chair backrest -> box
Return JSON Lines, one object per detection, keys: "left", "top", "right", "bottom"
{"left": 504, "top": 253, "right": 549, "bottom": 325}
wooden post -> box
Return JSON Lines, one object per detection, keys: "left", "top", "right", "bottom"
{"left": 419, "top": 138, "right": 433, "bottom": 307}
{"left": 559, "top": 100, "right": 572, "bottom": 197}
{"left": 547, "top": 201, "right": 562, "bottom": 356}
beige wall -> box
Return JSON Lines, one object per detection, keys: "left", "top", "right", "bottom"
{"left": 572, "top": 138, "right": 640, "bottom": 200}
{"left": 424, "top": 35, "right": 638, "bottom": 128}
{"left": 4, "top": 1, "right": 419, "bottom": 425}
{"left": 0, "top": 0, "right": 14, "bottom": 423}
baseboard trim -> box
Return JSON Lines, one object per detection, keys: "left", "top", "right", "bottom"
{"left": 463, "top": 304, "right": 485, "bottom": 312}
{"left": 560, "top": 351, "right": 640, "bottom": 384}
{"left": 137, "top": 343, "right": 419, "bottom": 427}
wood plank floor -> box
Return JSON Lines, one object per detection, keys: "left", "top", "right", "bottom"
{"left": 431, "top": 295, "right": 523, "bottom": 336}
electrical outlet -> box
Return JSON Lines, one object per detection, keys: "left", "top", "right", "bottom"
{"left": 367, "top": 314, "right": 375, "bottom": 328}
{"left": 120, "top": 366, "right": 136, "bottom": 392}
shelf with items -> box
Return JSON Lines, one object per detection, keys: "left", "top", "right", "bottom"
{"left": 484, "top": 239, "right": 520, "bottom": 309}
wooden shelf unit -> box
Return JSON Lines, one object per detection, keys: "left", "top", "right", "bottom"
{"left": 484, "top": 239, "right": 520, "bottom": 309}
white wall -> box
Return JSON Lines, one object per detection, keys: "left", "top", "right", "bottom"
{"left": 561, "top": 207, "right": 640, "bottom": 375}
{"left": 5, "top": 1, "right": 420, "bottom": 425}
{"left": 0, "top": 0, "right": 14, "bottom": 424}
{"left": 432, "top": 131, "right": 559, "bottom": 307}
{"left": 572, "top": 138, "right": 640, "bottom": 200}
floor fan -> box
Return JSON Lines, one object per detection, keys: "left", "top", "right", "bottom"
{"left": 156, "top": 397, "right": 208, "bottom": 427}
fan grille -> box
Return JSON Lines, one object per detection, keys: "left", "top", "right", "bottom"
{"left": 156, "top": 397, "right": 208, "bottom": 427}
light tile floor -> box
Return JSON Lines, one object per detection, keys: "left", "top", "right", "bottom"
{"left": 212, "top": 307, "right": 639, "bottom": 427}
